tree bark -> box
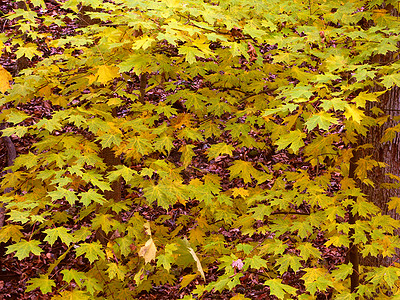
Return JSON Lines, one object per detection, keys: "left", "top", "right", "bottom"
{"left": 361, "top": 86, "right": 400, "bottom": 266}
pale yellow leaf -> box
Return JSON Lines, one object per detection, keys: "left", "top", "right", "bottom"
{"left": 184, "top": 238, "right": 205, "bottom": 280}
{"left": 139, "top": 238, "right": 156, "bottom": 264}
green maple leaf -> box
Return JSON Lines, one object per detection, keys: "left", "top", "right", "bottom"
{"left": 228, "top": 160, "right": 259, "bottom": 184}
{"left": 15, "top": 43, "right": 42, "bottom": 59}
{"left": 96, "top": 133, "right": 122, "bottom": 148}
{"left": 26, "top": 275, "right": 56, "bottom": 294}
{"left": 275, "top": 130, "right": 306, "bottom": 154}
{"left": 6, "top": 110, "right": 30, "bottom": 124}
{"left": 2, "top": 126, "right": 28, "bottom": 138}
{"left": 44, "top": 227, "right": 75, "bottom": 246}
{"left": 179, "top": 45, "right": 204, "bottom": 64}
{"left": 265, "top": 279, "right": 297, "bottom": 299}
{"left": 207, "top": 143, "right": 235, "bottom": 160}
{"left": 84, "top": 276, "right": 103, "bottom": 295}
{"left": 106, "top": 262, "right": 128, "bottom": 280}
{"left": 115, "top": 236, "right": 134, "bottom": 257}
{"left": 249, "top": 205, "right": 272, "bottom": 221}
{"left": 154, "top": 134, "right": 174, "bottom": 154}
{"left": 325, "top": 234, "right": 351, "bottom": 248}
{"left": 127, "top": 136, "right": 153, "bottom": 155}
{"left": 61, "top": 269, "right": 87, "bottom": 288}
{"left": 91, "top": 214, "right": 116, "bottom": 234}
{"left": 179, "top": 144, "right": 195, "bottom": 168}
{"left": 200, "top": 120, "right": 221, "bottom": 138}
{"left": 276, "top": 254, "right": 303, "bottom": 274}
{"left": 225, "top": 122, "right": 251, "bottom": 138}
{"left": 331, "top": 263, "right": 353, "bottom": 281}
{"left": 143, "top": 183, "right": 165, "bottom": 207}
{"left": 48, "top": 188, "right": 79, "bottom": 205}
{"left": 245, "top": 255, "right": 268, "bottom": 269}
{"left": 155, "top": 104, "right": 177, "bottom": 118}
{"left": 107, "top": 165, "right": 137, "bottom": 183}
{"left": 298, "top": 242, "right": 321, "bottom": 261}
{"left": 157, "top": 253, "right": 174, "bottom": 272}
{"left": 383, "top": 267, "right": 398, "bottom": 287}
{"left": 6, "top": 239, "right": 42, "bottom": 259}
{"left": 75, "top": 242, "right": 105, "bottom": 263}
{"left": 381, "top": 73, "right": 400, "bottom": 89}
{"left": 7, "top": 210, "right": 30, "bottom": 224}
{"left": 304, "top": 112, "right": 338, "bottom": 131}
{"left": 67, "top": 114, "right": 86, "bottom": 127}
{"left": 292, "top": 221, "right": 313, "bottom": 239}
{"left": 361, "top": 243, "right": 382, "bottom": 257}
{"left": 302, "top": 268, "right": 333, "bottom": 295}
{"left": 79, "top": 190, "right": 107, "bottom": 206}
{"left": 183, "top": 92, "right": 207, "bottom": 111}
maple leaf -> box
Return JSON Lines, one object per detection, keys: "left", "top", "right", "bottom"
{"left": 44, "top": 227, "right": 75, "bottom": 246}
{"left": 0, "top": 66, "right": 12, "bottom": 93}
{"left": 325, "top": 234, "right": 351, "bottom": 248}
{"left": 331, "top": 264, "right": 353, "bottom": 281}
{"left": 179, "top": 144, "right": 195, "bottom": 168}
{"left": 265, "top": 279, "right": 297, "bottom": 299}
{"left": 95, "top": 65, "right": 120, "bottom": 84}
{"left": 132, "top": 36, "right": 155, "bottom": 50}
{"left": 179, "top": 46, "right": 204, "bottom": 64}
{"left": 106, "top": 262, "right": 128, "bottom": 281}
{"left": 26, "top": 275, "right": 56, "bottom": 294}
{"left": 52, "top": 290, "right": 91, "bottom": 300}
{"left": 275, "top": 130, "right": 306, "bottom": 154}
{"left": 2, "top": 125, "right": 28, "bottom": 138}
{"left": 302, "top": 268, "right": 334, "bottom": 295}
{"left": 79, "top": 190, "right": 107, "bottom": 206}
{"left": 6, "top": 239, "right": 42, "bottom": 259}
{"left": 304, "top": 112, "right": 338, "bottom": 131}
{"left": 298, "top": 242, "right": 321, "bottom": 261}
{"left": 0, "top": 224, "right": 24, "bottom": 243}
{"left": 157, "top": 253, "right": 175, "bottom": 272}
{"left": 139, "top": 238, "right": 157, "bottom": 264}
{"left": 107, "top": 165, "right": 137, "bottom": 183}
{"left": 344, "top": 104, "right": 365, "bottom": 123}
{"left": 15, "top": 43, "right": 42, "bottom": 59}
{"left": 380, "top": 73, "right": 400, "bottom": 89}
{"left": 91, "top": 214, "right": 116, "bottom": 234}
{"left": 61, "top": 269, "right": 87, "bottom": 288}
{"left": 276, "top": 254, "right": 303, "bottom": 274}
{"left": 96, "top": 133, "right": 122, "bottom": 148}
{"left": 207, "top": 143, "right": 235, "bottom": 160}
{"left": 245, "top": 255, "right": 268, "bottom": 269}
{"left": 75, "top": 242, "right": 105, "bottom": 263}
{"left": 154, "top": 134, "right": 174, "bottom": 154}
{"left": 228, "top": 160, "right": 259, "bottom": 184}
{"left": 48, "top": 188, "right": 79, "bottom": 205}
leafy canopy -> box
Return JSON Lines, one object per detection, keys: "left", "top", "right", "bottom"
{"left": 1, "top": 0, "right": 400, "bottom": 298}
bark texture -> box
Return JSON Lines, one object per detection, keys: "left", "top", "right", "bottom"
{"left": 362, "top": 85, "right": 400, "bottom": 266}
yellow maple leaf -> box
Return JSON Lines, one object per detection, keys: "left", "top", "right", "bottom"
{"left": 344, "top": 104, "right": 365, "bottom": 123}
{"left": 95, "top": 65, "right": 120, "bottom": 84}
{"left": 0, "top": 66, "right": 12, "bottom": 93}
